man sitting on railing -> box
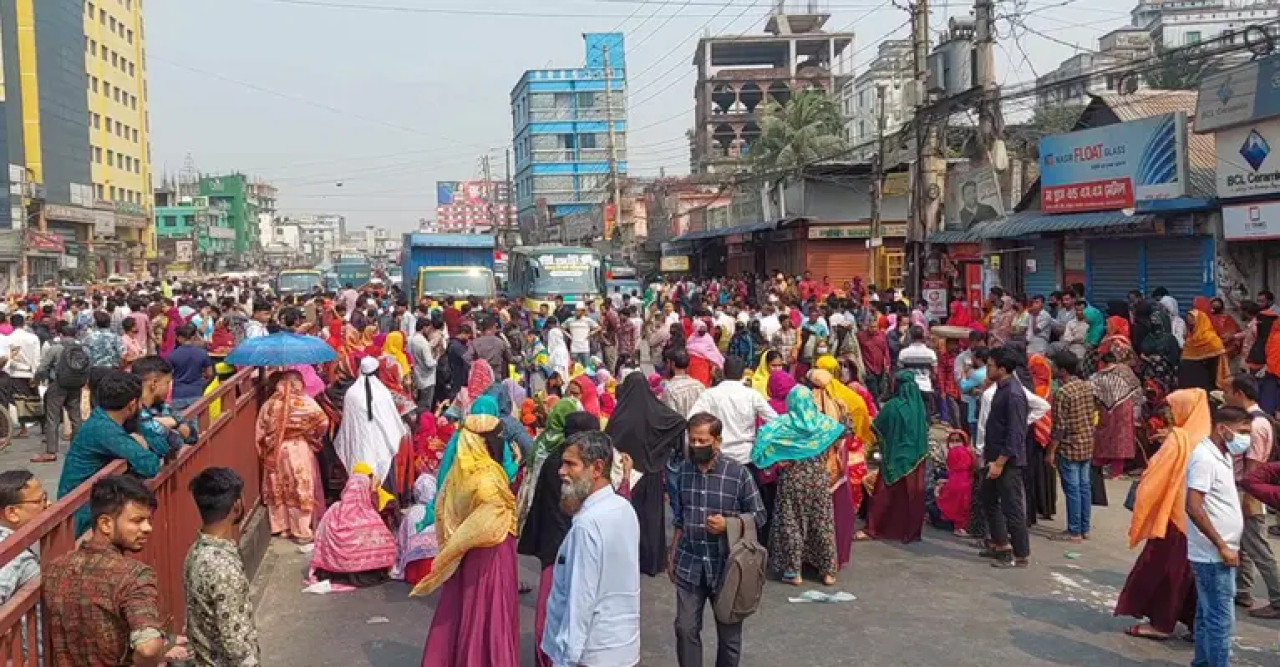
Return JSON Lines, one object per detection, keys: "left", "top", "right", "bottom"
{"left": 43, "top": 475, "right": 187, "bottom": 667}
{"left": 0, "top": 470, "right": 46, "bottom": 605}
{"left": 57, "top": 371, "right": 164, "bottom": 537}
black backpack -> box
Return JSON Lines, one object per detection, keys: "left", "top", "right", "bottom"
{"left": 1248, "top": 408, "right": 1280, "bottom": 463}
{"left": 55, "top": 340, "right": 91, "bottom": 389}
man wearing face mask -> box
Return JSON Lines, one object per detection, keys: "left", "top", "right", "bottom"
{"left": 1222, "top": 374, "right": 1280, "bottom": 617}
{"left": 669, "top": 412, "right": 764, "bottom": 667}
{"left": 1185, "top": 405, "right": 1251, "bottom": 667}
{"left": 57, "top": 370, "right": 165, "bottom": 537}
{"left": 183, "top": 467, "right": 260, "bottom": 667}
{"left": 43, "top": 475, "right": 185, "bottom": 667}
{"left": 542, "top": 431, "right": 640, "bottom": 667}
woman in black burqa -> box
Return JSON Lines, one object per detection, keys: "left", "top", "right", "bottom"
{"left": 606, "top": 372, "right": 688, "bottom": 576}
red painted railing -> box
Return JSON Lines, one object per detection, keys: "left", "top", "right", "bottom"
{"left": 0, "top": 367, "right": 265, "bottom": 665}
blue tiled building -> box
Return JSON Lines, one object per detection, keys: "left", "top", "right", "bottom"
{"left": 510, "top": 32, "right": 627, "bottom": 244}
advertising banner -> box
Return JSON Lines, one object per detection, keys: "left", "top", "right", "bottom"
{"left": 1195, "top": 54, "right": 1280, "bottom": 133}
{"left": 1216, "top": 117, "right": 1280, "bottom": 198}
{"left": 945, "top": 163, "right": 1005, "bottom": 229}
{"left": 1224, "top": 202, "right": 1280, "bottom": 241}
{"left": 1038, "top": 112, "right": 1188, "bottom": 213}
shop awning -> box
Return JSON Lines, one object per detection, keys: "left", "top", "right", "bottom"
{"left": 670, "top": 219, "right": 778, "bottom": 243}
{"left": 979, "top": 210, "right": 1160, "bottom": 239}
{"left": 927, "top": 229, "right": 985, "bottom": 243}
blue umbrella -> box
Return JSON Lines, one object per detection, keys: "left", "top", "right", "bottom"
{"left": 225, "top": 332, "right": 337, "bottom": 367}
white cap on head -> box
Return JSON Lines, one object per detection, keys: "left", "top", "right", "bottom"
{"left": 359, "top": 356, "right": 380, "bottom": 375}
{"left": 830, "top": 313, "right": 845, "bottom": 328}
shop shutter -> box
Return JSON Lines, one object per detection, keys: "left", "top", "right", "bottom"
{"left": 1087, "top": 239, "right": 1142, "bottom": 305}
{"left": 1023, "top": 240, "right": 1059, "bottom": 299}
{"left": 807, "top": 241, "right": 870, "bottom": 288}
{"left": 1146, "top": 236, "right": 1213, "bottom": 307}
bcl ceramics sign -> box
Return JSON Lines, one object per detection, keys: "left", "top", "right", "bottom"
{"left": 1195, "top": 54, "right": 1280, "bottom": 133}
{"left": 1038, "top": 113, "right": 1188, "bottom": 214}
{"left": 1224, "top": 202, "right": 1280, "bottom": 241}
{"left": 1216, "top": 117, "right": 1280, "bottom": 198}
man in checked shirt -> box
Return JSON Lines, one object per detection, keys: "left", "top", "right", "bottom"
{"left": 668, "top": 412, "right": 764, "bottom": 667}
{"left": 1047, "top": 350, "right": 1096, "bottom": 543}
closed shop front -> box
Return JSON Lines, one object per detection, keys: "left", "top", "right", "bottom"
{"left": 725, "top": 234, "right": 760, "bottom": 277}
{"left": 805, "top": 240, "right": 869, "bottom": 288}
{"left": 1023, "top": 239, "right": 1060, "bottom": 298}
{"left": 1087, "top": 236, "right": 1213, "bottom": 305}
{"left": 764, "top": 228, "right": 803, "bottom": 277}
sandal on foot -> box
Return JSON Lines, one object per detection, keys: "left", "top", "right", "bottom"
{"left": 29, "top": 454, "right": 56, "bottom": 463}
{"left": 1124, "top": 625, "right": 1170, "bottom": 641}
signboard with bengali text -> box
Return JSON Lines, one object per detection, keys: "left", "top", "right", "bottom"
{"left": 1038, "top": 113, "right": 1188, "bottom": 213}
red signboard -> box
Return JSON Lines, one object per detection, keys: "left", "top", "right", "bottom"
{"left": 25, "top": 230, "right": 64, "bottom": 254}
{"left": 1042, "top": 178, "right": 1134, "bottom": 213}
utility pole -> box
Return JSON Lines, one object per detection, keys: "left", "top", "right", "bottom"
{"left": 504, "top": 148, "right": 514, "bottom": 248}
{"left": 973, "top": 0, "right": 1003, "bottom": 162}
{"left": 482, "top": 154, "right": 497, "bottom": 238}
{"left": 603, "top": 44, "right": 622, "bottom": 250}
{"left": 908, "top": 0, "right": 942, "bottom": 300}
{"left": 870, "top": 83, "right": 887, "bottom": 289}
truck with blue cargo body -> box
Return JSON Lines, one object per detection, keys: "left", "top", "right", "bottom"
{"left": 401, "top": 233, "right": 497, "bottom": 305}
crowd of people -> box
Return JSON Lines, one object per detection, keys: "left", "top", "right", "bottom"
{"left": 0, "top": 271, "right": 1277, "bottom": 666}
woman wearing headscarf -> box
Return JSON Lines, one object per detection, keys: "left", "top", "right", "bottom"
{"left": 1114, "top": 388, "right": 1209, "bottom": 641}
{"left": 453, "top": 359, "right": 496, "bottom": 418}
{"left": 1160, "top": 295, "right": 1186, "bottom": 347}
{"left": 413, "top": 414, "right": 520, "bottom": 667}
{"left": 335, "top": 357, "right": 411, "bottom": 494}
{"left": 382, "top": 330, "right": 412, "bottom": 381}
{"left": 568, "top": 374, "right": 602, "bottom": 419}
{"left": 989, "top": 296, "right": 1016, "bottom": 346}
{"left": 865, "top": 370, "right": 930, "bottom": 543}
{"left": 160, "top": 300, "right": 181, "bottom": 357}
{"left": 1140, "top": 308, "right": 1182, "bottom": 398}
{"left": 857, "top": 317, "right": 892, "bottom": 401}
{"left": 257, "top": 370, "right": 330, "bottom": 542}
{"left": 751, "top": 349, "right": 786, "bottom": 398}
{"left": 767, "top": 370, "right": 798, "bottom": 415}
{"left": 1201, "top": 296, "right": 1243, "bottom": 361}
{"left": 685, "top": 321, "right": 723, "bottom": 387}
{"left": 607, "top": 373, "right": 686, "bottom": 576}
{"left": 1178, "top": 308, "right": 1229, "bottom": 394}
{"left": 1092, "top": 350, "right": 1143, "bottom": 479}
{"left": 808, "top": 368, "right": 873, "bottom": 569}
{"left": 517, "top": 410, "right": 598, "bottom": 667}
{"left": 753, "top": 385, "right": 844, "bottom": 585}
{"left": 1098, "top": 316, "right": 1136, "bottom": 369}
{"left": 515, "top": 399, "right": 579, "bottom": 532}
{"left": 481, "top": 383, "right": 536, "bottom": 465}
{"left": 545, "top": 317, "right": 571, "bottom": 383}
{"left": 309, "top": 469, "right": 398, "bottom": 588}
{"left": 393, "top": 473, "right": 440, "bottom": 586}
{"left": 413, "top": 410, "right": 448, "bottom": 477}
{"left": 947, "top": 299, "right": 976, "bottom": 328}
{"left": 1024, "top": 355, "right": 1058, "bottom": 525}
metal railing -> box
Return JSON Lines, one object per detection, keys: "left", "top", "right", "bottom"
{"left": 0, "top": 367, "right": 264, "bottom": 665}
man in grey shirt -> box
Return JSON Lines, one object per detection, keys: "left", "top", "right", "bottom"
{"left": 1025, "top": 295, "right": 1054, "bottom": 355}
{"left": 408, "top": 317, "right": 437, "bottom": 410}
{"left": 470, "top": 316, "right": 512, "bottom": 382}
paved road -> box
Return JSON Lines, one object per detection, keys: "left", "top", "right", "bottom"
{"left": 253, "top": 478, "right": 1280, "bottom": 667}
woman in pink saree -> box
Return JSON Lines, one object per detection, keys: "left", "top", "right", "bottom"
{"left": 309, "top": 469, "right": 398, "bottom": 587}
{"left": 256, "top": 370, "right": 330, "bottom": 541}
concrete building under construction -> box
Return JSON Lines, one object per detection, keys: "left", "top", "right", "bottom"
{"left": 691, "top": 1, "right": 854, "bottom": 175}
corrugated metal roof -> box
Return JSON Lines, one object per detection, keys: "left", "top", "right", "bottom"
{"left": 1090, "top": 92, "right": 1216, "bottom": 198}
{"left": 980, "top": 210, "right": 1158, "bottom": 239}
{"left": 927, "top": 229, "right": 985, "bottom": 243}
{"left": 670, "top": 219, "right": 776, "bottom": 242}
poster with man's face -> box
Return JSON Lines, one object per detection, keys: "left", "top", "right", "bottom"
{"left": 945, "top": 164, "right": 1005, "bottom": 230}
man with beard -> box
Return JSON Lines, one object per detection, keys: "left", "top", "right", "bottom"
{"left": 43, "top": 475, "right": 182, "bottom": 666}
{"left": 184, "top": 467, "right": 261, "bottom": 666}
{"left": 541, "top": 431, "right": 640, "bottom": 667}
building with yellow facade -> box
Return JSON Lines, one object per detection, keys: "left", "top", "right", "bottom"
{"left": 0, "top": 0, "right": 152, "bottom": 288}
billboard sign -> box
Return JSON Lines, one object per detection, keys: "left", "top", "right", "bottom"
{"left": 1195, "top": 54, "right": 1280, "bottom": 133}
{"left": 1038, "top": 112, "right": 1188, "bottom": 214}
{"left": 1216, "top": 117, "right": 1280, "bottom": 198}
{"left": 944, "top": 163, "right": 1004, "bottom": 230}
{"left": 436, "top": 181, "right": 460, "bottom": 206}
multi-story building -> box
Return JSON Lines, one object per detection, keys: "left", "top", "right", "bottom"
{"left": 84, "top": 0, "right": 152, "bottom": 271}
{"left": 1037, "top": 26, "right": 1153, "bottom": 107}
{"left": 198, "top": 174, "right": 271, "bottom": 264}
{"left": 154, "top": 197, "right": 235, "bottom": 275}
{"left": 295, "top": 214, "right": 343, "bottom": 265}
{"left": 1134, "top": 0, "right": 1280, "bottom": 48}
{"left": 435, "top": 180, "right": 515, "bottom": 233}
{"left": 691, "top": 7, "right": 853, "bottom": 175}
{"left": 844, "top": 39, "right": 913, "bottom": 156}
{"left": 511, "top": 32, "right": 627, "bottom": 245}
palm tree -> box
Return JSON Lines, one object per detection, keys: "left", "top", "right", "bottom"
{"left": 749, "top": 88, "right": 849, "bottom": 178}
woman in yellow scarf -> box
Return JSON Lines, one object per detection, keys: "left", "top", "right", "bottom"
{"left": 382, "top": 331, "right": 412, "bottom": 381}
{"left": 1115, "top": 388, "right": 1209, "bottom": 640}
{"left": 1178, "top": 310, "right": 1230, "bottom": 394}
{"left": 807, "top": 368, "right": 873, "bottom": 571}
{"left": 412, "top": 414, "right": 519, "bottom": 666}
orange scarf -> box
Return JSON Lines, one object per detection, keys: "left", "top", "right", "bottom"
{"left": 1127, "top": 389, "right": 1210, "bottom": 548}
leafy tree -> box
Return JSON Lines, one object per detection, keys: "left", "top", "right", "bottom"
{"left": 749, "top": 88, "right": 849, "bottom": 178}
{"left": 1146, "top": 44, "right": 1209, "bottom": 90}
{"left": 1027, "top": 103, "right": 1086, "bottom": 136}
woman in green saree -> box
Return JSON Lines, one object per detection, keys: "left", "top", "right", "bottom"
{"left": 864, "top": 370, "right": 930, "bottom": 543}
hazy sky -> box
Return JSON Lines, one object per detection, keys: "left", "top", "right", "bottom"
{"left": 148, "top": 0, "right": 1136, "bottom": 232}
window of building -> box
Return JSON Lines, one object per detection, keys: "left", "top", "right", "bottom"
{"left": 131, "top": 128, "right": 138, "bottom": 142}
{"left": 580, "top": 133, "right": 598, "bottom": 149}
{"left": 106, "top": 150, "right": 114, "bottom": 167}
{"left": 87, "top": 2, "right": 94, "bottom": 17}
{"left": 128, "top": 62, "right": 135, "bottom": 77}
{"left": 93, "top": 113, "right": 100, "bottom": 129}
{"left": 101, "top": 49, "right": 108, "bottom": 62}
{"left": 108, "top": 186, "right": 116, "bottom": 201}
{"left": 110, "top": 16, "right": 117, "bottom": 31}
{"left": 561, "top": 133, "right": 576, "bottom": 149}
{"left": 576, "top": 92, "right": 597, "bottom": 109}
{"left": 113, "top": 88, "right": 120, "bottom": 103}
{"left": 127, "top": 29, "right": 133, "bottom": 44}
{"left": 1186, "top": 31, "right": 1201, "bottom": 43}
{"left": 116, "top": 121, "right": 123, "bottom": 136}
{"left": 111, "top": 52, "right": 118, "bottom": 68}
{"left": 100, "top": 8, "right": 106, "bottom": 23}
{"left": 126, "top": 0, "right": 132, "bottom": 9}
{"left": 94, "top": 146, "right": 102, "bottom": 163}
